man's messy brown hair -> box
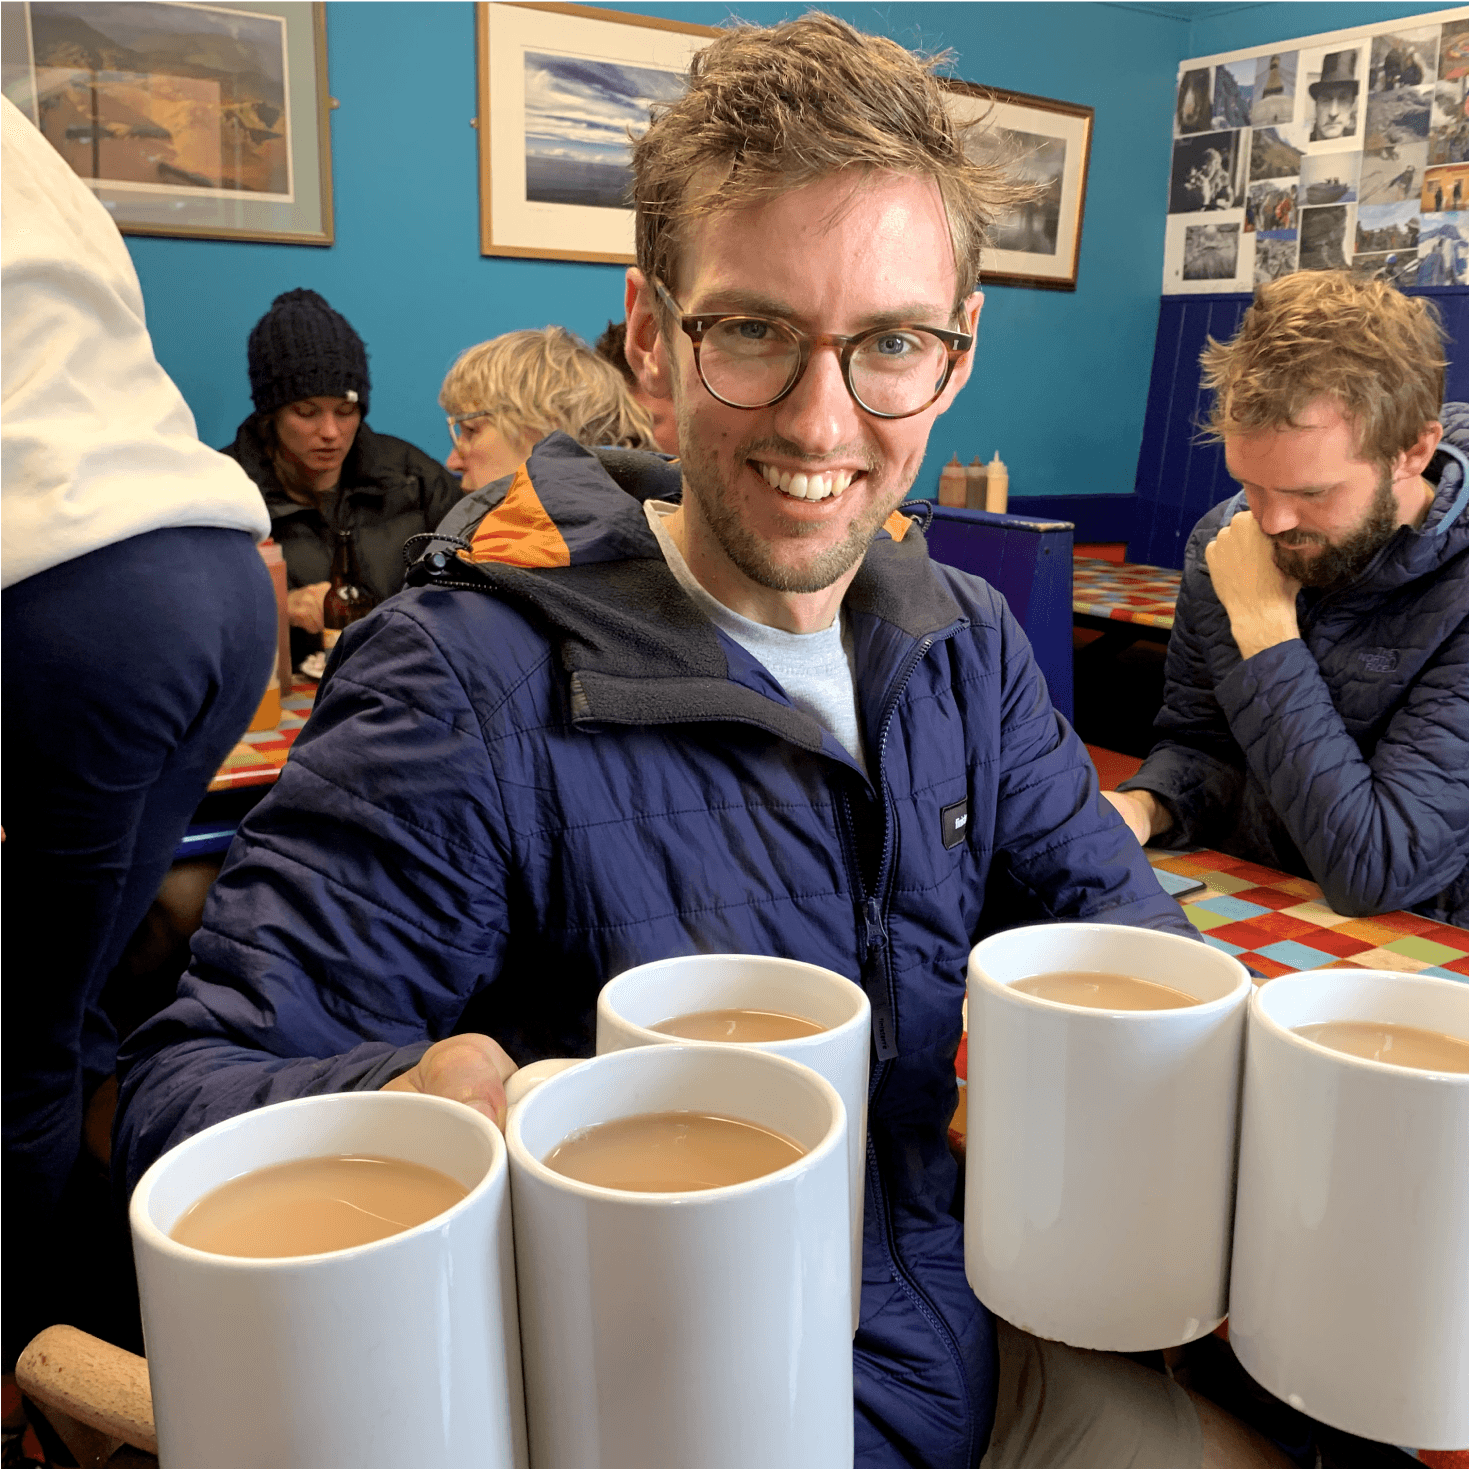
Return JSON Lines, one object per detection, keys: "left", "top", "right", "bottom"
{"left": 631, "top": 11, "right": 1027, "bottom": 319}
{"left": 1201, "top": 270, "right": 1446, "bottom": 469}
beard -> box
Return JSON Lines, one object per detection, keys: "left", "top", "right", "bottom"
{"left": 1268, "top": 469, "right": 1400, "bottom": 589}
{"left": 677, "top": 420, "right": 900, "bottom": 595}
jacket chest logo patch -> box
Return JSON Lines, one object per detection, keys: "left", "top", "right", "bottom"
{"left": 941, "top": 798, "right": 969, "bottom": 851}
{"left": 1359, "top": 647, "right": 1399, "bottom": 673}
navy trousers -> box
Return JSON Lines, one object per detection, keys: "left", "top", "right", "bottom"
{"left": 2, "top": 526, "right": 275, "bottom": 1359}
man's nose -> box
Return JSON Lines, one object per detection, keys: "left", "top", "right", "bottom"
{"left": 772, "top": 343, "right": 860, "bottom": 454}
{"left": 446, "top": 445, "right": 465, "bottom": 474}
{"left": 1249, "top": 490, "right": 1298, "bottom": 536}
{"left": 318, "top": 416, "right": 342, "bottom": 444}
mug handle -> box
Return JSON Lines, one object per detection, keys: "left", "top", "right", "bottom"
{"left": 503, "top": 1057, "right": 582, "bottom": 1110}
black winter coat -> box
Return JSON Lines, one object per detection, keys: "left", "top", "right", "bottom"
{"left": 1122, "top": 413, "right": 1469, "bottom": 926}
{"left": 222, "top": 417, "right": 461, "bottom": 661}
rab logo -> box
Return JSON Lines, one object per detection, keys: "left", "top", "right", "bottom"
{"left": 941, "top": 798, "right": 969, "bottom": 851}
{"left": 1359, "top": 648, "right": 1399, "bottom": 673}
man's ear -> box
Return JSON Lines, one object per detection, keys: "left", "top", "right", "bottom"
{"left": 624, "top": 268, "right": 673, "bottom": 402}
{"left": 1397, "top": 419, "right": 1444, "bottom": 481}
{"left": 931, "top": 291, "right": 984, "bottom": 417}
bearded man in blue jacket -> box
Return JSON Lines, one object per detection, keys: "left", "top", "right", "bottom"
{"left": 1107, "top": 273, "right": 1469, "bottom": 928}
{"left": 117, "top": 14, "right": 1289, "bottom": 1468}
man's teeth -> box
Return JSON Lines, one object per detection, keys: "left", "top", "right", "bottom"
{"left": 757, "top": 463, "right": 856, "bottom": 501}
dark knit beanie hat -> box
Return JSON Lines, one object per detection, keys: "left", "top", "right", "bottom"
{"left": 247, "top": 288, "right": 370, "bottom": 417}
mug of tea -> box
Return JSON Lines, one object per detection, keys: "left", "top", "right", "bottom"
{"left": 505, "top": 1042, "right": 853, "bottom": 1469}
{"left": 596, "top": 952, "right": 869, "bottom": 1328}
{"left": 1229, "top": 970, "right": 1469, "bottom": 1448}
{"left": 129, "top": 1091, "right": 528, "bottom": 1469}
{"left": 965, "top": 922, "right": 1251, "bottom": 1351}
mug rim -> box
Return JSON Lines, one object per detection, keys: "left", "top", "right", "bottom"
{"left": 600, "top": 952, "right": 869, "bottom": 1048}
{"left": 129, "top": 1090, "right": 506, "bottom": 1269}
{"left": 969, "top": 922, "right": 1251, "bottom": 1019}
{"left": 1250, "top": 970, "right": 1469, "bottom": 1083}
{"left": 505, "top": 1043, "right": 847, "bottom": 1205}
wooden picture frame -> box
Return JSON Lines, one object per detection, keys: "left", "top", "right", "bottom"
{"left": 476, "top": 2, "right": 718, "bottom": 263}
{"left": 943, "top": 81, "right": 1094, "bottom": 290}
{"left": 0, "top": 0, "right": 334, "bottom": 245}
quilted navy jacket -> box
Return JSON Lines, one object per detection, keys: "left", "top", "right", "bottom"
{"left": 1121, "top": 412, "right": 1469, "bottom": 926}
{"left": 117, "top": 435, "right": 1194, "bottom": 1468}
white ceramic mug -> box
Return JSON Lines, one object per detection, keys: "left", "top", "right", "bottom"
{"left": 596, "top": 952, "right": 870, "bottom": 1329}
{"left": 505, "top": 1042, "right": 853, "bottom": 1469}
{"left": 965, "top": 922, "right": 1251, "bottom": 1351}
{"left": 1229, "top": 970, "right": 1469, "bottom": 1449}
{"left": 129, "top": 1091, "right": 528, "bottom": 1469}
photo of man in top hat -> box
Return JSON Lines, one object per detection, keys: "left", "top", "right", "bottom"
{"left": 1310, "top": 49, "right": 1361, "bottom": 140}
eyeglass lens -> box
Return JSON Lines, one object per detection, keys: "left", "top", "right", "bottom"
{"left": 698, "top": 318, "right": 952, "bottom": 415}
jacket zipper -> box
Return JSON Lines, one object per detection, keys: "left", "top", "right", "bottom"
{"left": 848, "top": 623, "right": 978, "bottom": 1466}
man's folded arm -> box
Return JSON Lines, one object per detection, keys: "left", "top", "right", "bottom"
{"left": 115, "top": 605, "right": 514, "bottom": 1197}
{"left": 1218, "top": 617, "right": 1469, "bottom": 916}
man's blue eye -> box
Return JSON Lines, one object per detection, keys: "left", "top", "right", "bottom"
{"left": 735, "top": 319, "right": 771, "bottom": 340}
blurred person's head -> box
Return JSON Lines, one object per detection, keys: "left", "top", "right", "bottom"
{"left": 596, "top": 319, "right": 680, "bottom": 455}
{"left": 247, "top": 288, "right": 369, "bottom": 494}
{"left": 440, "top": 326, "right": 655, "bottom": 492}
{"left": 619, "top": 11, "right": 1021, "bottom": 613}
{"left": 1202, "top": 270, "right": 1444, "bottom": 587}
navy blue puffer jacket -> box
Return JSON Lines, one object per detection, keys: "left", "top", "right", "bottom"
{"left": 1121, "top": 414, "right": 1469, "bottom": 927}
{"left": 117, "top": 436, "right": 1195, "bottom": 1467}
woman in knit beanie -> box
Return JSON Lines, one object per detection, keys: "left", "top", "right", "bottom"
{"left": 223, "top": 288, "right": 459, "bottom": 666}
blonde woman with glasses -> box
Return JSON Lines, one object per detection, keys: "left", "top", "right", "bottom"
{"left": 440, "top": 325, "right": 658, "bottom": 494}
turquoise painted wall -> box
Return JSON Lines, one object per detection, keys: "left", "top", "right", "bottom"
{"left": 122, "top": 1, "right": 1458, "bottom": 503}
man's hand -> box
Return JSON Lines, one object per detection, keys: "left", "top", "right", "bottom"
{"left": 1103, "top": 789, "right": 1172, "bottom": 845}
{"left": 382, "top": 1033, "right": 519, "bottom": 1130}
{"left": 287, "top": 581, "right": 330, "bottom": 634}
{"left": 1204, "top": 512, "right": 1301, "bottom": 660}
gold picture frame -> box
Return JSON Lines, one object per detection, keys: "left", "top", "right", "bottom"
{"left": 476, "top": 2, "right": 718, "bottom": 263}
{"left": 1, "top": 0, "right": 334, "bottom": 245}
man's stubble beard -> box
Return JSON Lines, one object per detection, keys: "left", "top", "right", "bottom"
{"left": 1268, "top": 467, "right": 1400, "bottom": 589}
{"left": 676, "top": 413, "right": 906, "bottom": 596}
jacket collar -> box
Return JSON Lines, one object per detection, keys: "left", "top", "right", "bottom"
{"left": 408, "top": 434, "right": 965, "bottom": 741}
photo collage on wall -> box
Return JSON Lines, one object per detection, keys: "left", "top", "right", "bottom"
{"left": 1163, "top": 6, "right": 1469, "bottom": 292}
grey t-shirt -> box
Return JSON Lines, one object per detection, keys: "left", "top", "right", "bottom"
{"left": 643, "top": 500, "right": 867, "bottom": 772}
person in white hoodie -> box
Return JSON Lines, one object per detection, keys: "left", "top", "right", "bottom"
{"left": 0, "top": 96, "right": 276, "bottom": 1361}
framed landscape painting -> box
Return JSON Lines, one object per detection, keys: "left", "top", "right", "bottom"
{"left": 944, "top": 82, "right": 1095, "bottom": 290}
{"left": 477, "top": 2, "right": 718, "bottom": 262}
{"left": 0, "top": 0, "right": 334, "bottom": 244}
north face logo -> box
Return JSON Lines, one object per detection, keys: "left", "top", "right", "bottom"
{"left": 1359, "top": 648, "right": 1399, "bottom": 673}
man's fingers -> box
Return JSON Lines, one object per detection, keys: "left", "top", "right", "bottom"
{"left": 384, "top": 1034, "right": 518, "bottom": 1131}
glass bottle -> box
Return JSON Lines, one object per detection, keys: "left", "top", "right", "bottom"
{"left": 322, "top": 528, "right": 376, "bottom": 649}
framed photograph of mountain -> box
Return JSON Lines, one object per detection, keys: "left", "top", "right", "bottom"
{"left": 0, "top": 0, "right": 333, "bottom": 244}
{"left": 943, "top": 82, "right": 1094, "bottom": 290}
{"left": 477, "top": 3, "right": 718, "bottom": 262}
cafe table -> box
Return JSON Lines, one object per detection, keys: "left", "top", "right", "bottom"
{"left": 1072, "top": 555, "right": 1181, "bottom": 635}
{"left": 950, "top": 849, "right": 1469, "bottom": 1153}
{"left": 206, "top": 674, "right": 318, "bottom": 791}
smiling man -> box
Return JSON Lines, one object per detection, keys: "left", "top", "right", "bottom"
{"left": 1109, "top": 271, "right": 1469, "bottom": 926}
{"left": 118, "top": 16, "right": 1286, "bottom": 1469}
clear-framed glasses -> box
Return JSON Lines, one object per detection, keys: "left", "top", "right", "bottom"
{"left": 447, "top": 410, "right": 494, "bottom": 447}
{"left": 653, "top": 278, "right": 973, "bottom": 421}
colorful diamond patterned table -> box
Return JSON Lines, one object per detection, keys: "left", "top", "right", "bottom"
{"left": 1072, "top": 556, "right": 1181, "bottom": 629}
{"left": 207, "top": 676, "right": 317, "bottom": 791}
{"left": 1149, "top": 849, "right": 1469, "bottom": 981}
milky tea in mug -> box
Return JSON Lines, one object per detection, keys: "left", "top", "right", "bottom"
{"left": 649, "top": 1009, "right": 827, "bottom": 1042}
{"left": 1010, "top": 971, "right": 1201, "bottom": 1011}
{"left": 170, "top": 1155, "right": 470, "bottom": 1257}
{"left": 544, "top": 1111, "right": 807, "bottom": 1191}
